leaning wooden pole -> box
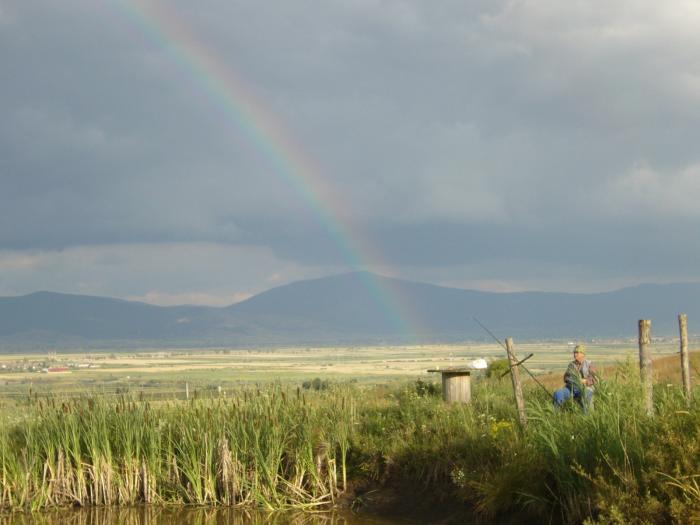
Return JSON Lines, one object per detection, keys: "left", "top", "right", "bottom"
{"left": 505, "top": 337, "right": 527, "bottom": 427}
{"left": 638, "top": 319, "right": 653, "bottom": 416}
{"left": 679, "top": 314, "right": 691, "bottom": 401}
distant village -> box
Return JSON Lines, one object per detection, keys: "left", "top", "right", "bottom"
{"left": 0, "top": 350, "right": 201, "bottom": 376}
{"left": 0, "top": 361, "right": 102, "bottom": 374}
{"left": 0, "top": 354, "right": 102, "bottom": 374}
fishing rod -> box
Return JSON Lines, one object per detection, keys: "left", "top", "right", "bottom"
{"left": 473, "top": 317, "right": 552, "bottom": 397}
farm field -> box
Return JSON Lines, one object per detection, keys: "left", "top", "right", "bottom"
{"left": 0, "top": 340, "right": 686, "bottom": 399}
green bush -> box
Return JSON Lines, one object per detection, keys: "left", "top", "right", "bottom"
{"left": 487, "top": 358, "right": 510, "bottom": 378}
{"left": 302, "top": 377, "right": 329, "bottom": 391}
{"left": 412, "top": 379, "right": 440, "bottom": 397}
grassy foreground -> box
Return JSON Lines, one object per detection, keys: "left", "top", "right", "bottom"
{"left": 0, "top": 362, "right": 699, "bottom": 524}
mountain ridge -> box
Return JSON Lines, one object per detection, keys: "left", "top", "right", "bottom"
{"left": 1, "top": 272, "right": 699, "bottom": 349}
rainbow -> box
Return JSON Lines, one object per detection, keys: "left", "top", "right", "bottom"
{"left": 109, "top": 0, "right": 424, "bottom": 340}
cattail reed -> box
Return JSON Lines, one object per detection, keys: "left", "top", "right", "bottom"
{"left": 0, "top": 385, "right": 355, "bottom": 510}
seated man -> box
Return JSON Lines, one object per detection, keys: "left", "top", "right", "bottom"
{"left": 553, "top": 344, "right": 597, "bottom": 410}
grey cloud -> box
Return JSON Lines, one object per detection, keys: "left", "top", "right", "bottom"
{"left": 0, "top": 243, "right": 328, "bottom": 302}
{"left": 1, "top": 0, "right": 700, "bottom": 298}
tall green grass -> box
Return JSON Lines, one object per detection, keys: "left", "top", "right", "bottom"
{"left": 0, "top": 371, "right": 698, "bottom": 523}
{"left": 0, "top": 386, "right": 353, "bottom": 510}
{"left": 350, "top": 365, "right": 700, "bottom": 524}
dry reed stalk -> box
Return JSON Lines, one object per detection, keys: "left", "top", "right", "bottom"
{"left": 103, "top": 461, "right": 114, "bottom": 505}
{"left": 216, "top": 437, "right": 234, "bottom": 504}
{"left": 55, "top": 450, "right": 67, "bottom": 503}
{"left": 41, "top": 459, "right": 53, "bottom": 506}
{"left": 314, "top": 442, "right": 328, "bottom": 479}
{"left": 327, "top": 458, "right": 337, "bottom": 504}
{"left": 87, "top": 459, "right": 113, "bottom": 505}
{"left": 119, "top": 459, "right": 140, "bottom": 504}
{"left": 141, "top": 461, "right": 149, "bottom": 504}
{"left": 87, "top": 463, "right": 97, "bottom": 505}
{"left": 171, "top": 456, "right": 179, "bottom": 486}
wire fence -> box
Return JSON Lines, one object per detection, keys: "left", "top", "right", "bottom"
{"left": 0, "top": 384, "right": 230, "bottom": 402}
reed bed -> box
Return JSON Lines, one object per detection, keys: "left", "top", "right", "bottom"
{"left": 0, "top": 386, "right": 354, "bottom": 510}
{"left": 0, "top": 365, "right": 699, "bottom": 524}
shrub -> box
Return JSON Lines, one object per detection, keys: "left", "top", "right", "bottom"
{"left": 413, "top": 379, "right": 440, "bottom": 397}
{"left": 486, "top": 358, "right": 510, "bottom": 378}
{"left": 302, "top": 377, "right": 329, "bottom": 391}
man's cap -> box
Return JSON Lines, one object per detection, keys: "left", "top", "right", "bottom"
{"left": 574, "top": 344, "right": 586, "bottom": 355}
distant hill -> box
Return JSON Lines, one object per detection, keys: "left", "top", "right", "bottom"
{"left": 1, "top": 272, "right": 699, "bottom": 349}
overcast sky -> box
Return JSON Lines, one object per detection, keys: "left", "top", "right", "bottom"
{"left": 2, "top": 0, "right": 700, "bottom": 305}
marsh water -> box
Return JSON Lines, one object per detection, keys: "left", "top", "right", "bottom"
{"left": 0, "top": 508, "right": 413, "bottom": 525}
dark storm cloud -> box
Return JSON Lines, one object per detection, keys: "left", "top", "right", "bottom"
{"left": 2, "top": 0, "right": 700, "bottom": 296}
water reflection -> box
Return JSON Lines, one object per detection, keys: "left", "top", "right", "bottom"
{"left": 0, "top": 507, "right": 404, "bottom": 525}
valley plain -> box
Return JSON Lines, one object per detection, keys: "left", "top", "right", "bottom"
{"left": 0, "top": 340, "right": 684, "bottom": 399}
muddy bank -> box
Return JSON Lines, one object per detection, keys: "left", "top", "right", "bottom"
{"left": 348, "top": 480, "right": 544, "bottom": 525}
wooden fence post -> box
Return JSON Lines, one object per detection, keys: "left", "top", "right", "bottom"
{"left": 679, "top": 314, "right": 691, "bottom": 401}
{"left": 638, "top": 319, "right": 653, "bottom": 416}
{"left": 505, "top": 337, "right": 527, "bottom": 427}
{"left": 185, "top": 382, "right": 189, "bottom": 400}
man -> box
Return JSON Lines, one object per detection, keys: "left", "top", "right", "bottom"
{"left": 553, "top": 344, "right": 597, "bottom": 410}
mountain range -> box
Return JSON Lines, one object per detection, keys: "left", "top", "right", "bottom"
{"left": 1, "top": 272, "right": 698, "bottom": 350}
